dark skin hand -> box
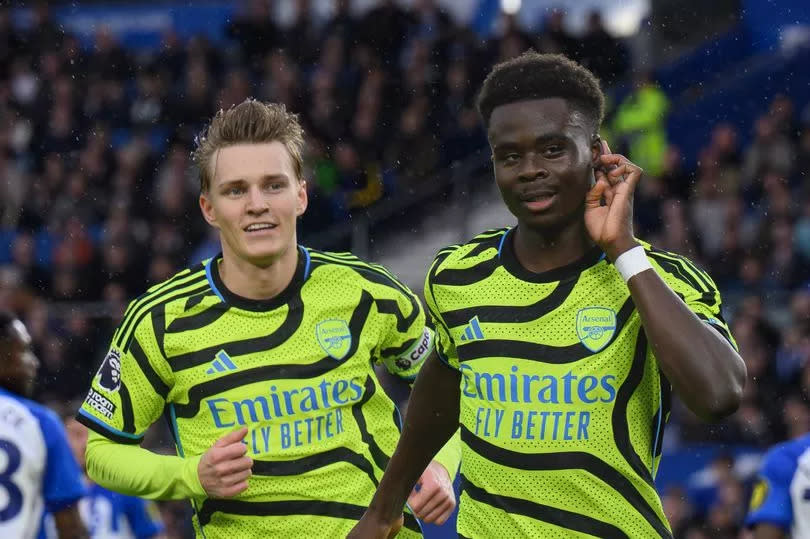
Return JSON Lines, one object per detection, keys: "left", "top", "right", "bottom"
{"left": 54, "top": 504, "right": 89, "bottom": 539}
{"left": 349, "top": 97, "right": 745, "bottom": 536}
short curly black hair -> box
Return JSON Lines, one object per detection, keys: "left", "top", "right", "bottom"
{"left": 477, "top": 51, "right": 605, "bottom": 132}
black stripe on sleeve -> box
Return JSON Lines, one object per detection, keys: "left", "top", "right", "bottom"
{"left": 75, "top": 413, "right": 143, "bottom": 445}
{"left": 129, "top": 337, "right": 170, "bottom": 400}
{"left": 460, "top": 474, "right": 628, "bottom": 538}
{"left": 115, "top": 272, "right": 207, "bottom": 349}
{"left": 118, "top": 382, "right": 135, "bottom": 434}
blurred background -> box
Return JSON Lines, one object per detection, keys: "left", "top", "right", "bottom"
{"left": 1, "top": 0, "right": 809, "bottom": 537}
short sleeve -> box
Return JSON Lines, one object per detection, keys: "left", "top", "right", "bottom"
{"left": 125, "top": 496, "right": 165, "bottom": 539}
{"left": 424, "top": 257, "right": 460, "bottom": 371}
{"left": 34, "top": 409, "right": 86, "bottom": 512}
{"left": 77, "top": 305, "right": 172, "bottom": 445}
{"left": 646, "top": 249, "right": 738, "bottom": 350}
{"left": 745, "top": 446, "right": 794, "bottom": 530}
{"left": 373, "top": 270, "right": 435, "bottom": 381}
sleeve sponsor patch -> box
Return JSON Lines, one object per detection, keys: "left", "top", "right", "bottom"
{"left": 394, "top": 327, "right": 434, "bottom": 372}
{"left": 84, "top": 388, "right": 117, "bottom": 420}
{"left": 96, "top": 349, "right": 122, "bottom": 393}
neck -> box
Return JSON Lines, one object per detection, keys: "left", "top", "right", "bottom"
{"left": 218, "top": 245, "right": 299, "bottom": 301}
{"left": 513, "top": 219, "right": 594, "bottom": 274}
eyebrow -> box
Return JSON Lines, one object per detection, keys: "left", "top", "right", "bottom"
{"left": 492, "top": 133, "right": 569, "bottom": 151}
{"left": 216, "top": 174, "right": 290, "bottom": 188}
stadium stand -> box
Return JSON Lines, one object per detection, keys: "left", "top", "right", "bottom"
{"left": 1, "top": 1, "right": 810, "bottom": 537}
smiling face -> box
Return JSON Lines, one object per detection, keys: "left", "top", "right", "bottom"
{"left": 199, "top": 142, "right": 307, "bottom": 267}
{"left": 488, "top": 97, "right": 601, "bottom": 232}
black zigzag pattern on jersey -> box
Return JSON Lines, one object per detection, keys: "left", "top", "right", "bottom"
{"left": 129, "top": 337, "right": 170, "bottom": 400}
{"left": 646, "top": 252, "right": 717, "bottom": 309}
{"left": 172, "top": 292, "right": 373, "bottom": 418}
{"left": 460, "top": 229, "right": 507, "bottom": 260}
{"left": 611, "top": 329, "right": 655, "bottom": 487}
{"left": 197, "top": 499, "right": 422, "bottom": 532}
{"left": 426, "top": 245, "right": 461, "bottom": 336}
{"left": 351, "top": 375, "right": 391, "bottom": 473}
{"left": 251, "top": 447, "right": 378, "bottom": 488}
{"left": 166, "top": 301, "right": 228, "bottom": 334}
{"left": 653, "top": 370, "right": 672, "bottom": 460}
{"left": 151, "top": 302, "right": 167, "bottom": 358}
{"left": 647, "top": 247, "right": 714, "bottom": 291}
{"left": 460, "top": 474, "right": 628, "bottom": 538}
{"left": 456, "top": 297, "right": 636, "bottom": 364}
{"left": 460, "top": 426, "right": 672, "bottom": 538}
{"left": 309, "top": 251, "right": 420, "bottom": 332}
{"left": 380, "top": 336, "right": 418, "bottom": 359}
{"left": 184, "top": 291, "right": 209, "bottom": 311}
{"left": 114, "top": 267, "right": 207, "bottom": 349}
{"left": 167, "top": 288, "right": 305, "bottom": 372}
{"left": 441, "top": 276, "right": 578, "bottom": 328}
{"left": 430, "top": 257, "right": 500, "bottom": 286}
{"left": 119, "top": 381, "right": 135, "bottom": 434}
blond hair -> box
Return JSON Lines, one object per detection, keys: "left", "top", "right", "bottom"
{"left": 192, "top": 99, "right": 305, "bottom": 192}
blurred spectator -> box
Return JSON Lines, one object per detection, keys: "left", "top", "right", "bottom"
{"left": 577, "top": 10, "right": 630, "bottom": 86}
{"left": 612, "top": 71, "right": 670, "bottom": 176}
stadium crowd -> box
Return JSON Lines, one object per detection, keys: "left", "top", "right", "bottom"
{"left": 0, "top": 1, "right": 808, "bottom": 537}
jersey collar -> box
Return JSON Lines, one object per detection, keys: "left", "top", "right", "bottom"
{"left": 206, "top": 246, "right": 307, "bottom": 312}
{"left": 499, "top": 227, "right": 606, "bottom": 283}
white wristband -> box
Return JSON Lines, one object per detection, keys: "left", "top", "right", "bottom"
{"left": 614, "top": 246, "right": 652, "bottom": 282}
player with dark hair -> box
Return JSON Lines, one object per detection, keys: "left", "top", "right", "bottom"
{"left": 76, "top": 100, "right": 459, "bottom": 537}
{"left": 349, "top": 51, "right": 746, "bottom": 537}
{"left": 0, "top": 311, "right": 87, "bottom": 538}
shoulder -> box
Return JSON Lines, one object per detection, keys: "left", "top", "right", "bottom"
{"left": 114, "top": 260, "right": 210, "bottom": 347}
{"left": 638, "top": 240, "right": 718, "bottom": 289}
{"left": 760, "top": 437, "right": 809, "bottom": 481}
{"left": 305, "top": 247, "right": 411, "bottom": 294}
{"left": 428, "top": 227, "right": 509, "bottom": 276}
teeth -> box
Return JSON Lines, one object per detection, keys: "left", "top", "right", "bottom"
{"left": 246, "top": 224, "right": 275, "bottom": 231}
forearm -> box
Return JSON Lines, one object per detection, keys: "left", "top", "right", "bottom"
{"left": 627, "top": 269, "right": 745, "bottom": 420}
{"left": 86, "top": 431, "right": 206, "bottom": 500}
{"left": 369, "top": 354, "right": 461, "bottom": 521}
{"left": 431, "top": 428, "right": 461, "bottom": 477}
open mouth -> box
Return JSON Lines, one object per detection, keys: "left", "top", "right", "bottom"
{"left": 243, "top": 223, "right": 278, "bottom": 233}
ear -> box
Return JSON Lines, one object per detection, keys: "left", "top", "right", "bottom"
{"left": 295, "top": 178, "right": 308, "bottom": 217}
{"left": 590, "top": 135, "right": 604, "bottom": 167}
{"left": 199, "top": 192, "right": 220, "bottom": 229}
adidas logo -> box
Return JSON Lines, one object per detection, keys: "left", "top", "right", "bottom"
{"left": 459, "top": 316, "right": 485, "bottom": 342}
{"left": 206, "top": 350, "right": 237, "bottom": 374}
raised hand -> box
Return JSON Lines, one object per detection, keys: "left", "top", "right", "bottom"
{"left": 198, "top": 427, "right": 253, "bottom": 498}
{"left": 584, "top": 140, "right": 643, "bottom": 261}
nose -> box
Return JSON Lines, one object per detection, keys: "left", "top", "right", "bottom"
{"left": 245, "top": 185, "right": 269, "bottom": 215}
{"left": 517, "top": 152, "right": 548, "bottom": 182}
